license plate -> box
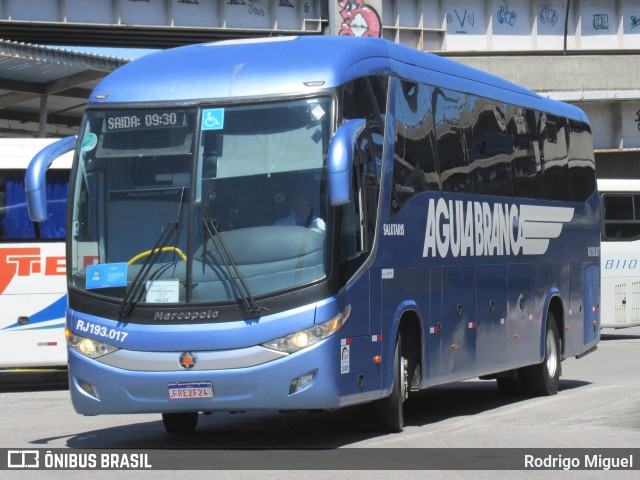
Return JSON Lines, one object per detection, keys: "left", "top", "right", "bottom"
{"left": 168, "top": 382, "right": 214, "bottom": 400}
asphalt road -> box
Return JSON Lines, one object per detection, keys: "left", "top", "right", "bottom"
{"left": 1, "top": 326, "right": 639, "bottom": 479}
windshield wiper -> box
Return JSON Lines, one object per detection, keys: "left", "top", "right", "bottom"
{"left": 202, "top": 217, "right": 266, "bottom": 316}
{"left": 117, "top": 220, "right": 180, "bottom": 318}
{"left": 117, "top": 188, "right": 186, "bottom": 318}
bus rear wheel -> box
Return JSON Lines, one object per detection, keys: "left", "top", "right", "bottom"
{"left": 523, "top": 314, "right": 561, "bottom": 396}
{"left": 374, "top": 334, "right": 408, "bottom": 433}
{"left": 162, "top": 412, "right": 199, "bottom": 433}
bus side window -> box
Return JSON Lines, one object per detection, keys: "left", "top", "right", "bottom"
{"left": 343, "top": 76, "right": 387, "bottom": 126}
{"left": 568, "top": 120, "right": 596, "bottom": 202}
{"left": 508, "top": 107, "right": 542, "bottom": 199}
{"left": 340, "top": 129, "right": 381, "bottom": 262}
{"left": 340, "top": 76, "right": 388, "bottom": 271}
{"left": 434, "top": 88, "right": 472, "bottom": 193}
{"left": 0, "top": 170, "right": 68, "bottom": 240}
{"left": 542, "top": 115, "right": 569, "bottom": 201}
{"left": 602, "top": 193, "right": 640, "bottom": 240}
{"left": 361, "top": 130, "right": 382, "bottom": 237}
{"left": 469, "top": 97, "right": 513, "bottom": 197}
{"left": 339, "top": 146, "right": 367, "bottom": 267}
{"left": 0, "top": 176, "right": 4, "bottom": 238}
{"left": 392, "top": 79, "right": 437, "bottom": 212}
{"left": 342, "top": 75, "right": 387, "bottom": 182}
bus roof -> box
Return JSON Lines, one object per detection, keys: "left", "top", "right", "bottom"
{"left": 89, "top": 36, "right": 587, "bottom": 123}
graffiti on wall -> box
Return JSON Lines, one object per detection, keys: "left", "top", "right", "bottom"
{"left": 449, "top": 3, "right": 640, "bottom": 37}
{"left": 446, "top": 9, "right": 476, "bottom": 34}
{"left": 337, "top": 0, "right": 381, "bottom": 38}
{"left": 225, "top": 0, "right": 302, "bottom": 17}
{"left": 496, "top": 4, "right": 518, "bottom": 27}
{"left": 593, "top": 13, "right": 609, "bottom": 30}
{"left": 225, "top": 0, "right": 264, "bottom": 17}
{"left": 539, "top": 3, "right": 560, "bottom": 27}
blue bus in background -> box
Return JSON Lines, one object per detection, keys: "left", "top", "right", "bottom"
{"left": 26, "top": 36, "right": 600, "bottom": 433}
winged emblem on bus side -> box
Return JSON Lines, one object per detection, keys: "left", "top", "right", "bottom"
{"left": 519, "top": 205, "right": 575, "bottom": 255}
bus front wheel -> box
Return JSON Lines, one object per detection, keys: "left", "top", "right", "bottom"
{"left": 162, "top": 412, "right": 199, "bottom": 434}
{"left": 374, "top": 334, "right": 409, "bottom": 433}
{"left": 523, "top": 314, "right": 561, "bottom": 396}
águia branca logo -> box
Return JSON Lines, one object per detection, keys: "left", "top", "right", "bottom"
{"left": 423, "top": 198, "right": 574, "bottom": 258}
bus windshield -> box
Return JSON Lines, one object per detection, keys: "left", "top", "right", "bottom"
{"left": 70, "top": 97, "right": 332, "bottom": 307}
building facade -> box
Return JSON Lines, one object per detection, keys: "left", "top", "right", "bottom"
{"left": 0, "top": 0, "right": 638, "bottom": 168}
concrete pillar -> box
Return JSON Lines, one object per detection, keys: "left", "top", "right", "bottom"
{"left": 38, "top": 94, "right": 49, "bottom": 139}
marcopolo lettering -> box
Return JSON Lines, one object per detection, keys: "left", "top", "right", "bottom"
{"left": 154, "top": 310, "right": 219, "bottom": 321}
{"left": 423, "top": 198, "right": 574, "bottom": 259}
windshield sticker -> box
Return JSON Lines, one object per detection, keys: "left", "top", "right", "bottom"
{"left": 86, "top": 263, "right": 127, "bottom": 289}
{"left": 146, "top": 280, "right": 180, "bottom": 303}
{"left": 311, "top": 129, "right": 323, "bottom": 144}
{"left": 81, "top": 132, "right": 97, "bottom": 152}
{"left": 311, "top": 104, "right": 326, "bottom": 120}
{"left": 201, "top": 108, "right": 225, "bottom": 131}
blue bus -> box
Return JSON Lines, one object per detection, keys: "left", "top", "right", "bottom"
{"left": 26, "top": 36, "right": 600, "bottom": 433}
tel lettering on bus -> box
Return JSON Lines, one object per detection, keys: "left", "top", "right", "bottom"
{"left": 0, "top": 247, "right": 65, "bottom": 293}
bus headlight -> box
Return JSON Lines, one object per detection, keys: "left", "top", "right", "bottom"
{"left": 262, "top": 306, "right": 351, "bottom": 354}
{"left": 65, "top": 329, "right": 119, "bottom": 359}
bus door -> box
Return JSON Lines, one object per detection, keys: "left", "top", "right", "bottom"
{"left": 338, "top": 123, "right": 383, "bottom": 397}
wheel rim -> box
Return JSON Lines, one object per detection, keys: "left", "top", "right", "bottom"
{"left": 545, "top": 329, "right": 558, "bottom": 377}
{"left": 401, "top": 357, "right": 409, "bottom": 402}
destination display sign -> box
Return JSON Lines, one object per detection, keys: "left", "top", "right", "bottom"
{"left": 105, "top": 111, "right": 185, "bottom": 131}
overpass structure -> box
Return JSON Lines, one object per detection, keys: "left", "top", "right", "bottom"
{"left": 0, "top": 0, "right": 639, "bottom": 168}
{"left": 0, "top": 0, "right": 328, "bottom": 48}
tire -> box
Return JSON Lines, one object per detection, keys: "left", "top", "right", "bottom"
{"left": 523, "top": 314, "right": 561, "bottom": 396}
{"left": 162, "top": 412, "right": 199, "bottom": 433}
{"left": 496, "top": 370, "right": 526, "bottom": 396}
{"left": 374, "top": 335, "right": 408, "bottom": 433}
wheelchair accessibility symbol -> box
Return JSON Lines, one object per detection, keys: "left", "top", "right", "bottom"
{"left": 201, "top": 108, "right": 225, "bottom": 130}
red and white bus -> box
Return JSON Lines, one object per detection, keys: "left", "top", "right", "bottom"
{"left": 0, "top": 139, "right": 71, "bottom": 368}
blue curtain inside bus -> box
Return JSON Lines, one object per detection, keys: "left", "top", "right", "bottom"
{"left": 1, "top": 175, "right": 68, "bottom": 240}
{"left": 1, "top": 179, "right": 34, "bottom": 239}
{"left": 39, "top": 181, "right": 67, "bottom": 238}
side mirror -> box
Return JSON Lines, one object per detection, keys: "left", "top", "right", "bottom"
{"left": 327, "top": 119, "right": 366, "bottom": 206}
{"left": 25, "top": 135, "right": 77, "bottom": 222}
